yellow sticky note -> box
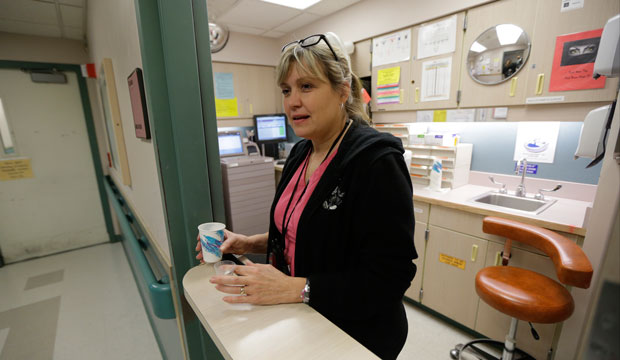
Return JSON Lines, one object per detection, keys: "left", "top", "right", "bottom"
{"left": 215, "top": 98, "right": 239, "bottom": 117}
{"left": 0, "top": 158, "right": 34, "bottom": 181}
{"left": 377, "top": 67, "right": 401, "bottom": 86}
{"left": 439, "top": 253, "right": 466, "bottom": 270}
{"left": 433, "top": 110, "right": 447, "bottom": 122}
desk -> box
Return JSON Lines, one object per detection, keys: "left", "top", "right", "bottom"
{"left": 183, "top": 264, "right": 379, "bottom": 360}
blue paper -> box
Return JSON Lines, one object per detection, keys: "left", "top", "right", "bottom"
{"left": 214, "top": 72, "right": 235, "bottom": 99}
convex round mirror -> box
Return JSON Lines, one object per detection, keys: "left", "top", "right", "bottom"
{"left": 467, "top": 24, "right": 531, "bottom": 85}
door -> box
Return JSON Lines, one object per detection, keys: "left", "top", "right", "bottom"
{"left": 0, "top": 68, "right": 108, "bottom": 263}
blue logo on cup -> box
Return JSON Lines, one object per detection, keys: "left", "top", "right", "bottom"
{"left": 201, "top": 230, "right": 224, "bottom": 258}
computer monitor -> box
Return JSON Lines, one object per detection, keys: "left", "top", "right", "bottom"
{"left": 253, "top": 113, "right": 288, "bottom": 144}
{"left": 218, "top": 131, "right": 246, "bottom": 157}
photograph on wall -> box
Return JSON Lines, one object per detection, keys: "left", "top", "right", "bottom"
{"left": 549, "top": 29, "right": 606, "bottom": 92}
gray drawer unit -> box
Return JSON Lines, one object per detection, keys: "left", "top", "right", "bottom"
{"left": 221, "top": 156, "right": 275, "bottom": 236}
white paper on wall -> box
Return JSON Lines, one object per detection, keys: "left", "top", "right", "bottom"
{"left": 421, "top": 57, "right": 452, "bottom": 102}
{"left": 372, "top": 29, "right": 412, "bottom": 67}
{"left": 417, "top": 15, "right": 457, "bottom": 60}
{"left": 447, "top": 109, "right": 475, "bottom": 122}
{"left": 417, "top": 111, "right": 434, "bottom": 122}
{"left": 513, "top": 122, "right": 560, "bottom": 163}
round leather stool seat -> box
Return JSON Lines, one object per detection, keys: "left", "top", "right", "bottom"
{"left": 476, "top": 266, "right": 574, "bottom": 324}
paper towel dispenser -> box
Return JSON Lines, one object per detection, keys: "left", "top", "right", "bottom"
{"left": 593, "top": 14, "right": 620, "bottom": 79}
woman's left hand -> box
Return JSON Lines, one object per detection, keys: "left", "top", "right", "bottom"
{"left": 209, "top": 260, "right": 306, "bottom": 305}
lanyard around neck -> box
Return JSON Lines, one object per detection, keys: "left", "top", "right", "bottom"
{"left": 280, "top": 120, "right": 350, "bottom": 242}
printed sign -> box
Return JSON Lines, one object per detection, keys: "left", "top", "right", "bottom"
{"left": 0, "top": 158, "right": 34, "bottom": 180}
{"left": 439, "top": 253, "right": 466, "bottom": 270}
{"left": 549, "top": 29, "right": 606, "bottom": 92}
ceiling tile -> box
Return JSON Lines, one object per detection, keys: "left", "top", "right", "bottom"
{"left": 305, "top": 0, "right": 360, "bottom": 16}
{"left": 218, "top": 0, "right": 301, "bottom": 30}
{"left": 63, "top": 26, "right": 83, "bottom": 40}
{"left": 262, "top": 30, "right": 287, "bottom": 38}
{"left": 60, "top": 4, "right": 82, "bottom": 27}
{"left": 0, "top": 0, "right": 58, "bottom": 25}
{"left": 226, "top": 23, "right": 265, "bottom": 36}
{"left": 59, "top": 0, "right": 84, "bottom": 7}
{"left": 272, "top": 12, "right": 320, "bottom": 33}
{"left": 0, "top": 19, "right": 61, "bottom": 38}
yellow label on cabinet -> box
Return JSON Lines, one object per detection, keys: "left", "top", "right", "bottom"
{"left": 0, "top": 158, "right": 34, "bottom": 180}
{"left": 439, "top": 253, "right": 466, "bottom": 270}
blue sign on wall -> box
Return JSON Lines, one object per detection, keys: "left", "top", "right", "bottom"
{"left": 514, "top": 163, "right": 538, "bottom": 175}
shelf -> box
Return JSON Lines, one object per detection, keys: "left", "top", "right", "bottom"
{"left": 405, "top": 145, "right": 457, "bottom": 152}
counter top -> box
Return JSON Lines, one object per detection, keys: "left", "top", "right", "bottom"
{"left": 183, "top": 264, "right": 379, "bottom": 360}
{"left": 413, "top": 184, "right": 591, "bottom": 236}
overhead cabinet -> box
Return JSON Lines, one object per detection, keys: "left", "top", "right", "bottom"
{"left": 409, "top": 13, "right": 466, "bottom": 110}
{"left": 524, "top": 0, "right": 619, "bottom": 103}
{"left": 362, "top": 0, "right": 618, "bottom": 114}
{"left": 458, "top": 0, "right": 538, "bottom": 107}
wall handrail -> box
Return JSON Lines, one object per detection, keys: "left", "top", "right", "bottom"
{"left": 104, "top": 176, "right": 175, "bottom": 319}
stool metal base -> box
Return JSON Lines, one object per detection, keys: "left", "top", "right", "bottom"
{"left": 450, "top": 340, "right": 535, "bottom": 360}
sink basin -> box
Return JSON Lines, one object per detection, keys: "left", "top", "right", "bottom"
{"left": 470, "top": 192, "right": 556, "bottom": 214}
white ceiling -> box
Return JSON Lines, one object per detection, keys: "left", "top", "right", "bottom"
{"left": 0, "top": 0, "right": 360, "bottom": 41}
{"left": 208, "top": 0, "right": 361, "bottom": 38}
{"left": 0, "top": 0, "right": 86, "bottom": 40}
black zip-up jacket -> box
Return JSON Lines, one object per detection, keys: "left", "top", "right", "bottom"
{"left": 267, "top": 120, "right": 418, "bottom": 359}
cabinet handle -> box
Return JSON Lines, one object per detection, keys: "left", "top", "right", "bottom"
{"left": 536, "top": 73, "right": 544, "bottom": 95}
{"left": 471, "top": 244, "right": 479, "bottom": 262}
{"left": 509, "top": 77, "right": 518, "bottom": 97}
{"left": 415, "top": 88, "right": 420, "bottom": 103}
{"left": 494, "top": 251, "right": 502, "bottom": 266}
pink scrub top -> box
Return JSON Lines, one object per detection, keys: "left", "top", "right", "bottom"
{"left": 274, "top": 149, "right": 338, "bottom": 276}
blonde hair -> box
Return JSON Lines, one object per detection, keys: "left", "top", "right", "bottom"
{"left": 276, "top": 33, "right": 369, "bottom": 124}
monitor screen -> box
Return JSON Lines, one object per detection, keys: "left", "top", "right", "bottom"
{"left": 254, "top": 114, "right": 288, "bottom": 143}
{"left": 218, "top": 131, "right": 245, "bottom": 157}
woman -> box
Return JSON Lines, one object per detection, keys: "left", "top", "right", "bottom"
{"left": 199, "top": 32, "right": 417, "bottom": 359}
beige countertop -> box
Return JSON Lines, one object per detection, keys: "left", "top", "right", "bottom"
{"left": 183, "top": 264, "right": 379, "bottom": 360}
{"left": 413, "top": 184, "right": 591, "bottom": 236}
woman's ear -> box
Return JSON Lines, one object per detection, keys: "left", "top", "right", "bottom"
{"left": 340, "top": 82, "right": 351, "bottom": 103}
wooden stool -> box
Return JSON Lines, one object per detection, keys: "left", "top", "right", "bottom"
{"left": 450, "top": 217, "right": 593, "bottom": 360}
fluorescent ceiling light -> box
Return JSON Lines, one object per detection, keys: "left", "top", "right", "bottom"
{"left": 470, "top": 41, "right": 487, "bottom": 53}
{"left": 496, "top": 24, "right": 523, "bottom": 46}
{"left": 259, "top": 0, "right": 322, "bottom": 10}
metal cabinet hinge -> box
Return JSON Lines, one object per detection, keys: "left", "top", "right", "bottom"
{"left": 419, "top": 288, "right": 424, "bottom": 301}
{"left": 463, "top": 14, "right": 468, "bottom": 31}
{"left": 424, "top": 229, "right": 430, "bottom": 241}
{"left": 456, "top": 90, "right": 462, "bottom": 104}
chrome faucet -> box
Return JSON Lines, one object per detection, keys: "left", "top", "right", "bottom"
{"left": 515, "top": 158, "right": 527, "bottom": 197}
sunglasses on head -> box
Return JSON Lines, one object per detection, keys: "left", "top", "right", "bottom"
{"left": 281, "top": 34, "right": 339, "bottom": 62}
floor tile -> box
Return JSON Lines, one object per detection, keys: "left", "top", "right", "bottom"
{"left": 0, "top": 243, "right": 162, "bottom": 360}
{"left": 24, "top": 269, "right": 64, "bottom": 290}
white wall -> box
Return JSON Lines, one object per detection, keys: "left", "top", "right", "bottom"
{"left": 0, "top": 31, "right": 89, "bottom": 64}
{"left": 211, "top": 32, "right": 281, "bottom": 66}
{"left": 87, "top": 0, "right": 170, "bottom": 264}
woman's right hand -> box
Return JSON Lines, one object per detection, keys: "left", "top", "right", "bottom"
{"left": 195, "top": 230, "right": 259, "bottom": 263}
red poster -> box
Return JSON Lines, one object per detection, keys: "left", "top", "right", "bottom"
{"left": 549, "top": 29, "right": 606, "bottom": 92}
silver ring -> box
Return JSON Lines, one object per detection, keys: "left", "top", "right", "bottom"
{"left": 240, "top": 286, "right": 246, "bottom": 296}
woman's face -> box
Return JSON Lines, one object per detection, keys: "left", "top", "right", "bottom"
{"left": 280, "top": 63, "right": 348, "bottom": 143}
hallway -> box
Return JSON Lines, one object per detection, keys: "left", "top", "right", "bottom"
{"left": 0, "top": 242, "right": 161, "bottom": 360}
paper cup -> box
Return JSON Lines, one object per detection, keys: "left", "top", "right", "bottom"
{"left": 198, "top": 222, "right": 226, "bottom": 263}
